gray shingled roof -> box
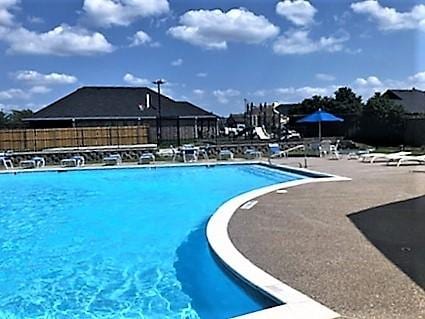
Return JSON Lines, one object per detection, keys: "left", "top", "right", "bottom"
{"left": 383, "top": 89, "right": 425, "bottom": 114}
{"left": 29, "top": 87, "right": 217, "bottom": 120}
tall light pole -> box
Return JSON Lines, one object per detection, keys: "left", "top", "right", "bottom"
{"left": 153, "top": 79, "right": 165, "bottom": 144}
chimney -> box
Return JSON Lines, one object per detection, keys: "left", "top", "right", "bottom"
{"left": 146, "top": 93, "right": 150, "bottom": 108}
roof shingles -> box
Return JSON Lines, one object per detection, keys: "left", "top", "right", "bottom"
{"left": 31, "top": 87, "right": 217, "bottom": 119}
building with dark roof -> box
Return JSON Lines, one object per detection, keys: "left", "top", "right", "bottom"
{"left": 383, "top": 88, "right": 425, "bottom": 114}
{"left": 25, "top": 86, "right": 219, "bottom": 143}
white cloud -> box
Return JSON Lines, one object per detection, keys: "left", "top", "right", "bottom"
{"left": 0, "top": 88, "right": 27, "bottom": 100}
{"left": 123, "top": 73, "right": 150, "bottom": 86}
{"left": 14, "top": 70, "right": 78, "bottom": 85}
{"left": 171, "top": 58, "right": 183, "bottom": 66}
{"left": 168, "top": 8, "right": 279, "bottom": 49}
{"left": 0, "top": 0, "right": 18, "bottom": 26}
{"left": 196, "top": 72, "right": 207, "bottom": 78}
{"left": 193, "top": 89, "right": 204, "bottom": 96}
{"left": 351, "top": 0, "right": 425, "bottom": 31}
{"left": 408, "top": 71, "right": 425, "bottom": 84}
{"left": 355, "top": 75, "right": 382, "bottom": 87}
{"left": 213, "top": 89, "right": 240, "bottom": 104}
{"left": 276, "top": 0, "right": 317, "bottom": 26}
{"left": 316, "top": 73, "right": 336, "bottom": 81}
{"left": 27, "top": 16, "right": 44, "bottom": 24}
{"left": 82, "top": 0, "right": 170, "bottom": 27}
{"left": 29, "top": 86, "right": 51, "bottom": 94}
{"left": 0, "top": 24, "right": 114, "bottom": 55}
{"left": 273, "top": 29, "right": 349, "bottom": 55}
{"left": 130, "top": 30, "right": 151, "bottom": 47}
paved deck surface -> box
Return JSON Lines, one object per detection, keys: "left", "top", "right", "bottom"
{"left": 229, "top": 158, "right": 425, "bottom": 319}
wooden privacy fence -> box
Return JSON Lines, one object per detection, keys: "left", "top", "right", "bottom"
{"left": 0, "top": 126, "right": 149, "bottom": 151}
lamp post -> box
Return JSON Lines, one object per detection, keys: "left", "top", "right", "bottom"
{"left": 153, "top": 79, "right": 165, "bottom": 144}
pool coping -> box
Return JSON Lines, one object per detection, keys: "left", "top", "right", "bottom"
{"left": 206, "top": 161, "right": 350, "bottom": 319}
{"left": 1, "top": 160, "right": 350, "bottom": 318}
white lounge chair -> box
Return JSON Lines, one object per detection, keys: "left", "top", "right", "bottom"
{"left": 0, "top": 156, "right": 13, "bottom": 169}
{"left": 61, "top": 155, "right": 85, "bottom": 168}
{"left": 181, "top": 145, "right": 198, "bottom": 163}
{"left": 103, "top": 154, "right": 122, "bottom": 166}
{"left": 218, "top": 149, "right": 234, "bottom": 160}
{"left": 361, "top": 151, "right": 411, "bottom": 163}
{"left": 156, "top": 147, "right": 177, "bottom": 161}
{"left": 244, "top": 148, "right": 262, "bottom": 160}
{"left": 20, "top": 156, "right": 45, "bottom": 169}
{"left": 319, "top": 140, "right": 340, "bottom": 159}
{"left": 139, "top": 152, "right": 155, "bottom": 164}
{"left": 394, "top": 154, "right": 425, "bottom": 167}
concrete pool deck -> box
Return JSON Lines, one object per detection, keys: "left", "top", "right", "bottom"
{"left": 229, "top": 158, "right": 425, "bottom": 319}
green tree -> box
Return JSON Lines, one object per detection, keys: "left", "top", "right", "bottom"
{"left": 360, "top": 93, "right": 405, "bottom": 145}
{"left": 330, "top": 87, "right": 363, "bottom": 115}
{"left": 292, "top": 95, "right": 333, "bottom": 115}
{"left": 6, "top": 109, "right": 34, "bottom": 128}
{"left": 0, "top": 111, "right": 8, "bottom": 129}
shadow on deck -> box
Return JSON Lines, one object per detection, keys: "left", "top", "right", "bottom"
{"left": 348, "top": 196, "right": 425, "bottom": 290}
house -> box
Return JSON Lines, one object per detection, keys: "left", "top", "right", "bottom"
{"left": 25, "top": 86, "right": 219, "bottom": 143}
{"left": 382, "top": 88, "right": 425, "bottom": 114}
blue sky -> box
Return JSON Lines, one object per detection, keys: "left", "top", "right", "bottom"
{"left": 0, "top": 0, "right": 424, "bottom": 116}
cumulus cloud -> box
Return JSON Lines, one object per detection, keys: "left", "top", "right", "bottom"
{"left": 168, "top": 8, "right": 279, "bottom": 49}
{"left": 193, "top": 89, "right": 204, "bottom": 96}
{"left": 0, "top": 24, "right": 113, "bottom": 55}
{"left": 273, "top": 29, "right": 349, "bottom": 55}
{"left": 351, "top": 0, "right": 425, "bottom": 31}
{"left": 0, "top": 88, "right": 28, "bottom": 100}
{"left": 316, "top": 73, "right": 336, "bottom": 81}
{"left": 14, "top": 70, "right": 78, "bottom": 85}
{"left": 29, "top": 86, "right": 51, "bottom": 94}
{"left": 171, "top": 58, "right": 183, "bottom": 66}
{"left": 276, "top": 0, "right": 317, "bottom": 26}
{"left": 82, "top": 0, "right": 170, "bottom": 27}
{"left": 130, "top": 30, "right": 151, "bottom": 47}
{"left": 123, "top": 73, "right": 150, "bottom": 86}
{"left": 213, "top": 89, "right": 240, "bottom": 104}
{"left": 196, "top": 72, "right": 207, "bottom": 78}
{"left": 408, "top": 71, "right": 425, "bottom": 84}
{"left": 251, "top": 71, "right": 425, "bottom": 104}
{"left": 355, "top": 75, "right": 382, "bottom": 87}
{"left": 0, "top": 0, "right": 18, "bottom": 26}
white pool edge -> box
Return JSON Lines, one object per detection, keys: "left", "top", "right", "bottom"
{"left": 206, "top": 161, "right": 350, "bottom": 319}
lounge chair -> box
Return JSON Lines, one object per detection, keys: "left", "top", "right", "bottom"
{"left": 361, "top": 151, "right": 411, "bottom": 163}
{"left": 0, "top": 156, "right": 13, "bottom": 169}
{"left": 393, "top": 154, "right": 425, "bottom": 167}
{"left": 197, "top": 147, "right": 209, "bottom": 161}
{"left": 60, "top": 155, "right": 85, "bottom": 168}
{"left": 218, "top": 149, "right": 234, "bottom": 160}
{"left": 139, "top": 152, "right": 155, "bottom": 164}
{"left": 319, "top": 140, "right": 340, "bottom": 159}
{"left": 156, "top": 147, "right": 177, "bottom": 161}
{"left": 244, "top": 148, "right": 262, "bottom": 160}
{"left": 20, "top": 156, "right": 45, "bottom": 169}
{"left": 268, "top": 143, "right": 285, "bottom": 158}
{"left": 181, "top": 145, "right": 198, "bottom": 162}
{"left": 103, "top": 154, "right": 122, "bottom": 166}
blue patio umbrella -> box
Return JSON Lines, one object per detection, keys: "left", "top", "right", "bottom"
{"left": 297, "top": 108, "right": 344, "bottom": 140}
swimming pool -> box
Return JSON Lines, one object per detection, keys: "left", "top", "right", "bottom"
{"left": 0, "top": 164, "right": 305, "bottom": 318}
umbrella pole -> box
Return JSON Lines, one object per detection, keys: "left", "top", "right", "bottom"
{"left": 319, "top": 121, "right": 322, "bottom": 141}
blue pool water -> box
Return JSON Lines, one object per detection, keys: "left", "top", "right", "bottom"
{"left": 0, "top": 164, "right": 304, "bottom": 319}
